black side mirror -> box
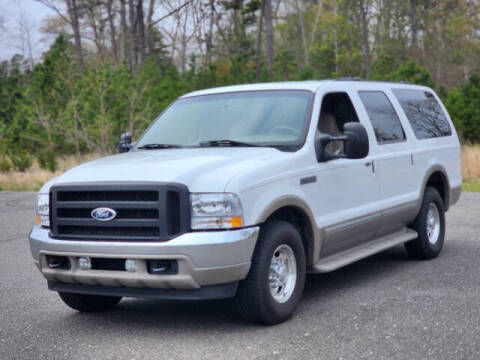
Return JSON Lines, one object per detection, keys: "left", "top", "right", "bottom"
{"left": 118, "top": 132, "right": 132, "bottom": 153}
{"left": 343, "top": 122, "right": 369, "bottom": 159}
{"left": 315, "top": 122, "right": 369, "bottom": 162}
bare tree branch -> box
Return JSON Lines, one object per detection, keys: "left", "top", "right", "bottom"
{"left": 34, "top": 0, "right": 71, "bottom": 24}
{"left": 0, "top": 16, "right": 5, "bottom": 35}
{"left": 151, "top": 0, "right": 193, "bottom": 26}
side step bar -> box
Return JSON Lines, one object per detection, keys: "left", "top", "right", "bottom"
{"left": 310, "top": 228, "right": 418, "bottom": 273}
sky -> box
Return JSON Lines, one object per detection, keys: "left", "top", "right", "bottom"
{"left": 0, "top": 0, "right": 56, "bottom": 61}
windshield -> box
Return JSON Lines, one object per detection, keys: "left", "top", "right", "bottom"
{"left": 135, "top": 90, "right": 314, "bottom": 150}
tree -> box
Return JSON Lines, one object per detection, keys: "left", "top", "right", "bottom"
{"left": 35, "top": 0, "right": 85, "bottom": 69}
{"left": 445, "top": 74, "right": 480, "bottom": 143}
{"left": 66, "top": 0, "right": 84, "bottom": 69}
{"left": 128, "top": 0, "right": 137, "bottom": 71}
{"left": 264, "top": 0, "right": 274, "bottom": 73}
{"left": 106, "top": 0, "right": 120, "bottom": 62}
{"left": 0, "top": 15, "right": 5, "bottom": 35}
{"left": 358, "top": 0, "right": 370, "bottom": 78}
{"left": 410, "top": 0, "right": 418, "bottom": 50}
{"left": 120, "top": 0, "right": 128, "bottom": 62}
{"left": 137, "top": 0, "right": 147, "bottom": 63}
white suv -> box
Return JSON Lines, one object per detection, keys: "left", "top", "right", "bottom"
{"left": 30, "top": 80, "right": 461, "bottom": 324}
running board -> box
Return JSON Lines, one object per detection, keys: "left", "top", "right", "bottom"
{"left": 310, "top": 228, "right": 418, "bottom": 273}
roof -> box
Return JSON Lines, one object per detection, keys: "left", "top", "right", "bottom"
{"left": 180, "top": 80, "right": 432, "bottom": 98}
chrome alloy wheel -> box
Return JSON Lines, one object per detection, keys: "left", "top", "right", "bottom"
{"left": 426, "top": 203, "right": 441, "bottom": 245}
{"left": 269, "top": 244, "right": 297, "bottom": 304}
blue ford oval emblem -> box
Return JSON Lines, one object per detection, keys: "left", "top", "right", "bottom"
{"left": 91, "top": 207, "right": 117, "bottom": 221}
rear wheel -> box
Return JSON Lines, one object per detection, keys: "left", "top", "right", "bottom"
{"left": 58, "top": 292, "right": 122, "bottom": 312}
{"left": 405, "top": 187, "right": 445, "bottom": 260}
{"left": 235, "top": 220, "right": 306, "bottom": 325}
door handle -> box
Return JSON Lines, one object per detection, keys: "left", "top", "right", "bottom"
{"left": 365, "top": 161, "right": 375, "bottom": 173}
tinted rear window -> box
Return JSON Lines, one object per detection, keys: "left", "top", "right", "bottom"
{"left": 392, "top": 89, "right": 452, "bottom": 139}
{"left": 358, "top": 91, "right": 405, "bottom": 144}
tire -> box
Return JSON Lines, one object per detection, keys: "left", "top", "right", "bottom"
{"left": 405, "top": 187, "right": 446, "bottom": 260}
{"left": 235, "top": 220, "right": 306, "bottom": 325}
{"left": 58, "top": 292, "right": 122, "bottom": 312}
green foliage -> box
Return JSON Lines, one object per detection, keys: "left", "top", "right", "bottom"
{"left": 0, "top": 159, "right": 11, "bottom": 173}
{"left": 445, "top": 74, "right": 480, "bottom": 143}
{"left": 371, "top": 55, "right": 434, "bottom": 87}
{"left": 8, "top": 150, "right": 32, "bottom": 172}
{"left": 37, "top": 150, "right": 58, "bottom": 172}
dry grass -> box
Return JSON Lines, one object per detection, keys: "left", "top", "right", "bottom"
{"left": 461, "top": 145, "right": 480, "bottom": 180}
{"left": 1, "top": 147, "right": 480, "bottom": 191}
{"left": 0, "top": 154, "right": 101, "bottom": 191}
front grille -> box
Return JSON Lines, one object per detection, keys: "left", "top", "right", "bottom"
{"left": 57, "top": 190, "right": 159, "bottom": 202}
{"left": 50, "top": 183, "right": 190, "bottom": 242}
{"left": 57, "top": 225, "right": 160, "bottom": 237}
{"left": 57, "top": 208, "right": 159, "bottom": 220}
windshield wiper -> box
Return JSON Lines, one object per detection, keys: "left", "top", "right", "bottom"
{"left": 137, "top": 143, "right": 183, "bottom": 150}
{"left": 199, "top": 139, "right": 261, "bottom": 147}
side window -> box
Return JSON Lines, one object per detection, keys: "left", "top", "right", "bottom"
{"left": 358, "top": 91, "right": 406, "bottom": 144}
{"left": 318, "top": 92, "right": 360, "bottom": 154}
{"left": 392, "top": 89, "right": 452, "bottom": 139}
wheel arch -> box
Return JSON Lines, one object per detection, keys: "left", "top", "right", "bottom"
{"left": 419, "top": 165, "right": 451, "bottom": 212}
{"left": 256, "top": 197, "right": 321, "bottom": 266}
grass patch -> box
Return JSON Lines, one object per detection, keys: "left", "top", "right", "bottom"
{"left": 462, "top": 179, "right": 480, "bottom": 192}
{"left": 0, "top": 154, "right": 100, "bottom": 192}
{"left": 0, "top": 183, "right": 43, "bottom": 192}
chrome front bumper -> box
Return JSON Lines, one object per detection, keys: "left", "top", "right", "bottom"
{"left": 29, "top": 226, "right": 259, "bottom": 290}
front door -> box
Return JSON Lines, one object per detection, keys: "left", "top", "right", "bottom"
{"left": 310, "top": 91, "right": 381, "bottom": 258}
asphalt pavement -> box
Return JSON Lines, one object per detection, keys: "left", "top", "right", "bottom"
{"left": 1, "top": 191, "right": 479, "bottom": 360}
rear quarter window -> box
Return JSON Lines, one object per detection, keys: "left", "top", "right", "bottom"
{"left": 392, "top": 89, "right": 452, "bottom": 139}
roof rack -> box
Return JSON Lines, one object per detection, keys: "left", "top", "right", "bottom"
{"left": 335, "top": 77, "right": 362, "bottom": 81}
{"left": 332, "top": 77, "right": 413, "bottom": 85}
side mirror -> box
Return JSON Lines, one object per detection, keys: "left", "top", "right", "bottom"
{"left": 315, "top": 122, "right": 369, "bottom": 162}
{"left": 343, "top": 122, "right": 369, "bottom": 159}
{"left": 343, "top": 122, "right": 370, "bottom": 159}
{"left": 118, "top": 132, "right": 132, "bottom": 153}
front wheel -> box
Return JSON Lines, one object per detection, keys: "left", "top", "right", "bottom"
{"left": 58, "top": 292, "right": 122, "bottom": 312}
{"left": 405, "top": 187, "right": 446, "bottom": 260}
{"left": 235, "top": 220, "right": 306, "bottom": 325}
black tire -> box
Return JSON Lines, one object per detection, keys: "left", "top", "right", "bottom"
{"left": 58, "top": 292, "right": 122, "bottom": 312}
{"left": 405, "top": 187, "right": 446, "bottom": 260}
{"left": 235, "top": 220, "right": 306, "bottom": 325}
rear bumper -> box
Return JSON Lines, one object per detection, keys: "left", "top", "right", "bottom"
{"left": 29, "top": 226, "right": 259, "bottom": 291}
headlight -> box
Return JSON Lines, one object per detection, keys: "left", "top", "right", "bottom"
{"left": 190, "top": 193, "right": 243, "bottom": 230}
{"left": 35, "top": 193, "right": 50, "bottom": 227}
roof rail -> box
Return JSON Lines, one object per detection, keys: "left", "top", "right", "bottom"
{"left": 334, "top": 77, "right": 414, "bottom": 85}
{"left": 335, "top": 77, "right": 362, "bottom": 81}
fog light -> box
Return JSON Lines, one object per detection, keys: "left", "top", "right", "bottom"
{"left": 147, "top": 259, "right": 178, "bottom": 275}
{"left": 47, "top": 256, "right": 70, "bottom": 270}
{"left": 78, "top": 257, "right": 91, "bottom": 270}
{"left": 125, "top": 259, "right": 137, "bottom": 272}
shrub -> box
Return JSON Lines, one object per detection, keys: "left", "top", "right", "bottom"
{"left": 445, "top": 74, "right": 480, "bottom": 143}
{"left": 0, "top": 159, "right": 11, "bottom": 173}
{"left": 37, "top": 150, "right": 58, "bottom": 172}
{"left": 8, "top": 151, "right": 32, "bottom": 172}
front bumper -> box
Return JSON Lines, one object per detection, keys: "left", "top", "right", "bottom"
{"left": 29, "top": 226, "right": 259, "bottom": 293}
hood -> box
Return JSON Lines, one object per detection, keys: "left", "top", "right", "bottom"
{"left": 42, "top": 147, "right": 283, "bottom": 193}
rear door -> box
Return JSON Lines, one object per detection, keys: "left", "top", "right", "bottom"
{"left": 356, "top": 90, "right": 417, "bottom": 237}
